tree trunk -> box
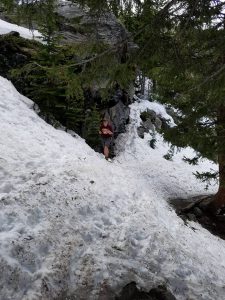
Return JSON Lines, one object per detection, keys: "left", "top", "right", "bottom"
{"left": 211, "top": 154, "right": 225, "bottom": 211}
{"left": 210, "top": 105, "right": 225, "bottom": 212}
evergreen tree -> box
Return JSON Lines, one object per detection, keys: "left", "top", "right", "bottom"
{"left": 134, "top": 0, "right": 225, "bottom": 211}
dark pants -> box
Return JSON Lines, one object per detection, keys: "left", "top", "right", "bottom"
{"left": 101, "top": 136, "right": 112, "bottom": 148}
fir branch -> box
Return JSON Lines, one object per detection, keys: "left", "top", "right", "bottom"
{"left": 188, "top": 64, "right": 225, "bottom": 92}
{"left": 183, "top": 155, "right": 199, "bottom": 165}
{"left": 28, "top": 44, "right": 119, "bottom": 70}
{"left": 194, "top": 170, "right": 219, "bottom": 189}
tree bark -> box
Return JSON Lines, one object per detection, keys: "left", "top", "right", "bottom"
{"left": 211, "top": 154, "right": 225, "bottom": 211}
{"left": 210, "top": 105, "right": 225, "bottom": 212}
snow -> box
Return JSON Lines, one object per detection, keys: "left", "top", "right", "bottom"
{"left": 0, "top": 75, "right": 225, "bottom": 300}
{"left": 0, "top": 19, "right": 40, "bottom": 40}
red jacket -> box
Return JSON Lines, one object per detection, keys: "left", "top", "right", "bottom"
{"left": 100, "top": 123, "right": 113, "bottom": 138}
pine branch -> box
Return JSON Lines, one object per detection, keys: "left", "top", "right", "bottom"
{"left": 188, "top": 64, "right": 225, "bottom": 92}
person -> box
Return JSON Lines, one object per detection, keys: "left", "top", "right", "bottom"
{"left": 99, "top": 118, "right": 114, "bottom": 160}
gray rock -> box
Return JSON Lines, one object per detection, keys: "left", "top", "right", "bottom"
{"left": 140, "top": 109, "right": 156, "bottom": 122}
{"left": 57, "top": 0, "right": 138, "bottom": 52}
{"left": 147, "top": 109, "right": 157, "bottom": 121}
{"left": 143, "top": 119, "right": 154, "bottom": 132}
{"left": 138, "top": 109, "right": 166, "bottom": 137}
{"left": 137, "top": 126, "right": 146, "bottom": 139}
{"left": 154, "top": 117, "right": 162, "bottom": 130}
{"left": 198, "top": 197, "right": 214, "bottom": 210}
{"left": 187, "top": 213, "right": 197, "bottom": 221}
{"left": 140, "top": 108, "right": 173, "bottom": 132}
{"left": 111, "top": 89, "right": 123, "bottom": 104}
{"left": 161, "top": 117, "right": 171, "bottom": 129}
{"left": 193, "top": 207, "right": 203, "bottom": 217}
{"left": 108, "top": 100, "right": 130, "bottom": 138}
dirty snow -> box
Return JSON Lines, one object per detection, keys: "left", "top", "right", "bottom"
{"left": 0, "top": 19, "right": 40, "bottom": 40}
{"left": 0, "top": 76, "right": 225, "bottom": 300}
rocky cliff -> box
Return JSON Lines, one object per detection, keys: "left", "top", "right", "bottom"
{"left": 57, "top": 0, "right": 136, "bottom": 49}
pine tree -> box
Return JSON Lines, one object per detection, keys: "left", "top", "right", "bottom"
{"left": 134, "top": 0, "right": 225, "bottom": 211}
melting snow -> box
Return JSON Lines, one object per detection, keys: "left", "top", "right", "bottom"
{"left": 0, "top": 76, "right": 224, "bottom": 300}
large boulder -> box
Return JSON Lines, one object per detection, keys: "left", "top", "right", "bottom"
{"left": 57, "top": 0, "right": 138, "bottom": 53}
{"left": 108, "top": 100, "right": 130, "bottom": 138}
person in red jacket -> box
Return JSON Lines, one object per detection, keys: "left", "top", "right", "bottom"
{"left": 99, "top": 118, "right": 114, "bottom": 160}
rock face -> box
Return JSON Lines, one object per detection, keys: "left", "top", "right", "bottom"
{"left": 109, "top": 100, "right": 130, "bottom": 137}
{"left": 57, "top": 0, "right": 137, "bottom": 52}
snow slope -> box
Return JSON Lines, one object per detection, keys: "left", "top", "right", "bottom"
{"left": 0, "top": 76, "right": 225, "bottom": 300}
{"left": 0, "top": 19, "right": 40, "bottom": 40}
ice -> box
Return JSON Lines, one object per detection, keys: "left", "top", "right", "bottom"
{"left": 0, "top": 75, "right": 225, "bottom": 300}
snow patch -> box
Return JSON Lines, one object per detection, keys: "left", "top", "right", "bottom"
{"left": 0, "top": 76, "right": 224, "bottom": 300}
{"left": 0, "top": 19, "right": 40, "bottom": 40}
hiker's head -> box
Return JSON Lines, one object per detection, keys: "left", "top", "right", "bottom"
{"left": 102, "top": 118, "right": 109, "bottom": 125}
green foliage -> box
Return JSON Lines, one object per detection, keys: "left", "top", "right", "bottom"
{"left": 194, "top": 171, "right": 219, "bottom": 190}
{"left": 35, "top": 0, "right": 60, "bottom": 52}
{"left": 83, "top": 106, "right": 101, "bottom": 148}
{"left": 9, "top": 24, "right": 133, "bottom": 137}
{"left": 11, "top": 46, "right": 87, "bottom": 132}
{"left": 129, "top": 1, "right": 225, "bottom": 170}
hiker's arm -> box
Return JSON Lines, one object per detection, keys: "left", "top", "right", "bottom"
{"left": 99, "top": 125, "right": 103, "bottom": 135}
{"left": 108, "top": 125, "right": 113, "bottom": 135}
